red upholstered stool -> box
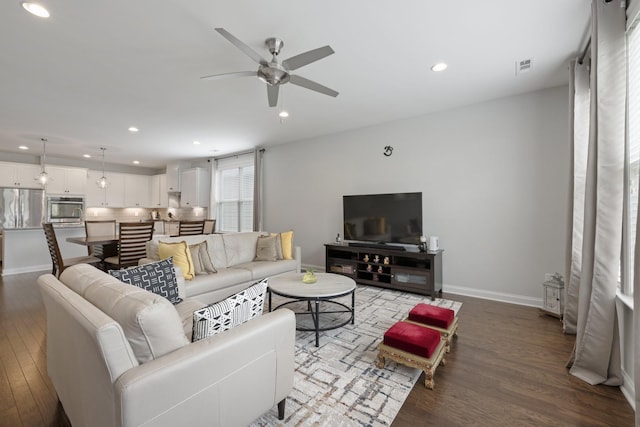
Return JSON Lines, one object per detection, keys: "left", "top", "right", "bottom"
{"left": 405, "top": 303, "right": 459, "bottom": 353}
{"left": 376, "top": 321, "right": 446, "bottom": 389}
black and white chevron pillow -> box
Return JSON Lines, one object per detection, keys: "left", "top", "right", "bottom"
{"left": 192, "top": 278, "right": 268, "bottom": 342}
{"left": 109, "top": 258, "right": 182, "bottom": 305}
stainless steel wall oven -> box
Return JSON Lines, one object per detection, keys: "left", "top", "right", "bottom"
{"left": 46, "top": 196, "right": 84, "bottom": 224}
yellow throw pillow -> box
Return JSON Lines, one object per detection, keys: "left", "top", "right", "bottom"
{"left": 280, "top": 230, "right": 294, "bottom": 260}
{"left": 159, "top": 241, "right": 195, "bottom": 280}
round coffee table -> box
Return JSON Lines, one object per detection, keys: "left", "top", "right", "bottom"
{"left": 268, "top": 272, "right": 356, "bottom": 347}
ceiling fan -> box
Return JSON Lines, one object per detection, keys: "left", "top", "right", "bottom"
{"left": 201, "top": 28, "right": 339, "bottom": 107}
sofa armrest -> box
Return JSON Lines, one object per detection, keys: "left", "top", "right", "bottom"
{"left": 114, "top": 309, "right": 295, "bottom": 427}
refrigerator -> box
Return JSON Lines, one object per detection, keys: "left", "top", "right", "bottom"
{"left": 0, "top": 188, "right": 46, "bottom": 229}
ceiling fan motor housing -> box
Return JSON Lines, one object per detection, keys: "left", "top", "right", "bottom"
{"left": 258, "top": 63, "right": 290, "bottom": 86}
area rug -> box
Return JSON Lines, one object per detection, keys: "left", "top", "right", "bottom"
{"left": 251, "top": 285, "right": 462, "bottom": 426}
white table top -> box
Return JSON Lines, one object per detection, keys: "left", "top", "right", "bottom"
{"left": 268, "top": 272, "right": 356, "bottom": 299}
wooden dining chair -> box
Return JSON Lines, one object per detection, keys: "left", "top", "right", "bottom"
{"left": 84, "top": 220, "right": 117, "bottom": 261}
{"left": 43, "top": 223, "right": 101, "bottom": 278}
{"left": 203, "top": 219, "right": 216, "bottom": 235}
{"left": 179, "top": 220, "right": 205, "bottom": 236}
{"left": 104, "top": 222, "right": 155, "bottom": 269}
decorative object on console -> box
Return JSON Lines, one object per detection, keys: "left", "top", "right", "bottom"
{"left": 109, "top": 258, "right": 182, "bottom": 304}
{"left": 192, "top": 278, "right": 268, "bottom": 341}
{"left": 429, "top": 236, "right": 440, "bottom": 251}
{"left": 383, "top": 256, "right": 390, "bottom": 265}
{"left": 373, "top": 254, "right": 380, "bottom": 263}
{"left": 419, "top": 235, "right": 428, "bottom": 252}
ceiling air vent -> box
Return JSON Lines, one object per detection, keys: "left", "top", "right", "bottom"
{"left": 516, "top": 58, "right": 534, "bottom": 76}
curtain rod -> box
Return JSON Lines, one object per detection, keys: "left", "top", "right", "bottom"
{"left": 213, "top": 148, "right": 264, "bottom": 162}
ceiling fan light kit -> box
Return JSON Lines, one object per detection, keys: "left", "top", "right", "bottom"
{"left": 201, "top": 28, "right": 339, "bottom": 107}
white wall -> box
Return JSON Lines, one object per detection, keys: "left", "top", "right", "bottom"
{"left": 263, "top": 86, "right": 569, "bottom": 306}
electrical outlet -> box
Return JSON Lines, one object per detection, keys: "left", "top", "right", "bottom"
{"left": 545, "top": 273, "right": 554, "bottom": 282}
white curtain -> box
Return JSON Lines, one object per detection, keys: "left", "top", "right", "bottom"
{"left": 253, "top": 148, "right": 265, "bottom": 231}
{"left": 564, "top": 0, "right": 626, "bottom": 386}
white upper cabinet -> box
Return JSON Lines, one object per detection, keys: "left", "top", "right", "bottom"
{"left": 0, "top": 162, "right": 44, "bottom": 188}
{"left": 180, "top": 168, "right": 210, "bottom": 208}
{"left": 123, "top": 174, "right": 151, "bottom": 207}
{"left": 150, "top": 174, "right": 168, "bottom": 207}
{"left": 85, "top": 170, "right": 125, "bottom": 207}
{"left": 46, "top": 166, "right": 87, "bottom": 195}
{"left": 166, "top": 163, "right": 181, "bottom": 192}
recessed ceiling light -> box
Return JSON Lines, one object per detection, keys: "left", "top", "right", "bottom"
{"left": 193, "top": 140, "right": 200, "bottom": 145}
{"left": 83, "top": 154, "right": 91, "bottom": 158}
{"left": 128, "top": 126, "right": 139, "bottom": 132}
{"left": 132, "top": 160, "right": 140, "bottom": 165}
{"left": 18, "top": 145, "right": 29, "bottom": 150}
{"left": 279, "top": 110, "right": 289, "bottom": 118}
{"left": 431, "top": 62, "right": 448, "bottom": 72}
{"left": 21, "top": 2, "right": 50, "bottom": 18}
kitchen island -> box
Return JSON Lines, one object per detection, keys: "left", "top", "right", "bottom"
{"left": 1, "top": 225, "right": 87, "bottom": 276}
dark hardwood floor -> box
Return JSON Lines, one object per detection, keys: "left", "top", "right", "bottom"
{"left": 0, "top": 270, "right": 634, "bottom": 426}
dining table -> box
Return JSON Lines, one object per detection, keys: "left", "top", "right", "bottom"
{"left": 66, "top": 235, "right": 119, "bottom": 269}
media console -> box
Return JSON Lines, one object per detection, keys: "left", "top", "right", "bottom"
{"left": 325, "top": 243, "right": 443, "bottom": 299}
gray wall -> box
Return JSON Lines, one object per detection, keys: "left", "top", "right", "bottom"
{"left": 262, "top": 86, "right": 569, "bottom": 306}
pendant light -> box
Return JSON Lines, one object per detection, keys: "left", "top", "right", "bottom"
{"left": 96, "top": 147, "right": 109, "bottom": 188}
{"left": 36, "top": 137, "right": 49, "bottom": 185}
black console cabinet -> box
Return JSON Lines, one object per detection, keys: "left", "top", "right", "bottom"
{"left": 325, "top": 244, "right": 443, "bottom": 299}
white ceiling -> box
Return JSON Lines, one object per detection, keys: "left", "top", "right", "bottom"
{"left": 0, "top": 0, "right": 591, "bottom": 169}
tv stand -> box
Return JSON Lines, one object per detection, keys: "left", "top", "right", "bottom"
{"left": 348, "top": 242, "right": 407, "bottom": 251}
{"left": 325, "top": 244, "right": 443, "bottom": 299}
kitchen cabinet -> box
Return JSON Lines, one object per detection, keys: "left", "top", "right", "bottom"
{"left": 46, "top": 166, "right": 87, "bottom": 195}
{"left": 180, "top": 168, "right": 210, "bottom": 207}
{"left": 0, "top": 162, "right": 43, "bottom": 188}
{"left": 85, "top": 170, "right": 125, "bottom": 207}
{"left": 150, "top": 174, "right": 168, "bottom": 207}
{"left": 123, "top": 174, "right": 150, "bottom": 207}
{"left": 166, "top": 162, "right": 182, "bottom": 192}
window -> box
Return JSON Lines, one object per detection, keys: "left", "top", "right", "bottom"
{"left": 215, "top": 154, "right": 254, "bottom": 232}
{"left": 624, "top": 21, "right": 640, "bottom": 294}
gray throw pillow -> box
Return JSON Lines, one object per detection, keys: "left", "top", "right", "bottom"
{"left": 255, "top": 235, "right": 278, "bottom": 261}
{"left": 109, "top": 258, "right": 182, "bottom": 304}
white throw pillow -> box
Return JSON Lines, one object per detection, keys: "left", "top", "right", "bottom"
{"left": 192, "top": 278, "right": 268, "bottom": 341}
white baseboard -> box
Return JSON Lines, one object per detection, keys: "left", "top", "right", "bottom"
{"left": 620, "top": 368, "right": 636, "bottom": 411}
{"left": 442, "top": 284, "right": 542, "bottom": 308}
{"left": 2, "top": 264, "right": 51, "bottom": 276}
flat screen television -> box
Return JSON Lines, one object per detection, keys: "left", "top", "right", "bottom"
{"left": 343, "top": 192, "right": 423, "bottom": 245}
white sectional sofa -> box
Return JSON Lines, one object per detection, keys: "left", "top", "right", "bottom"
{"left": 143, "top": 231, "right": 301, "bottom": 305}
{"left": 38, "top": 263, "right": 296, "bottom": 427}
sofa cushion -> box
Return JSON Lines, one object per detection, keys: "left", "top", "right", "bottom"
{"left": 192, "top": 278, "right": 268, "bottom": 342}
{"left": 235, "top": 259, "right": 299, "bottom": 280}
{"left": 108, "top": 259, "right": 182, "bottom": 304}
{"left": 255, "top": 235, "right": 278, "bottom": 261}
{"left": 189, "top": 241, "right": 217, "bottom": 275}
{"left": 270, "top": 233, "right": 284, "bottom": 259}
{"left": 183, "top": 268, "right": 253, "bottom": 298}
{"left": 223, "top": 232, "right": 261, "bottom": 266}
{"left": 175, "top": 297, "right": 207, "bottom": 338}
{"left": 60, "top": 264, "right": 189, "bottom": 364}
{"left": 159, "top": 241, "right": 195, "bottom": 280}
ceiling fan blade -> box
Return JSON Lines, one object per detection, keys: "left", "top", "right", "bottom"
{"left": 267, "top": 84, "right": 279, "bottom": 107}
{"left": 200, "top": 71, "right": 257, "bottom": 80}
{"left": 215, "top": 28, "right": 269, "bottom": 66}
{"left": 289, "top": 75, "right": 339, "bottom": 97}
{"left": 282, "top": 46, "right": 334, "bottom": 71}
